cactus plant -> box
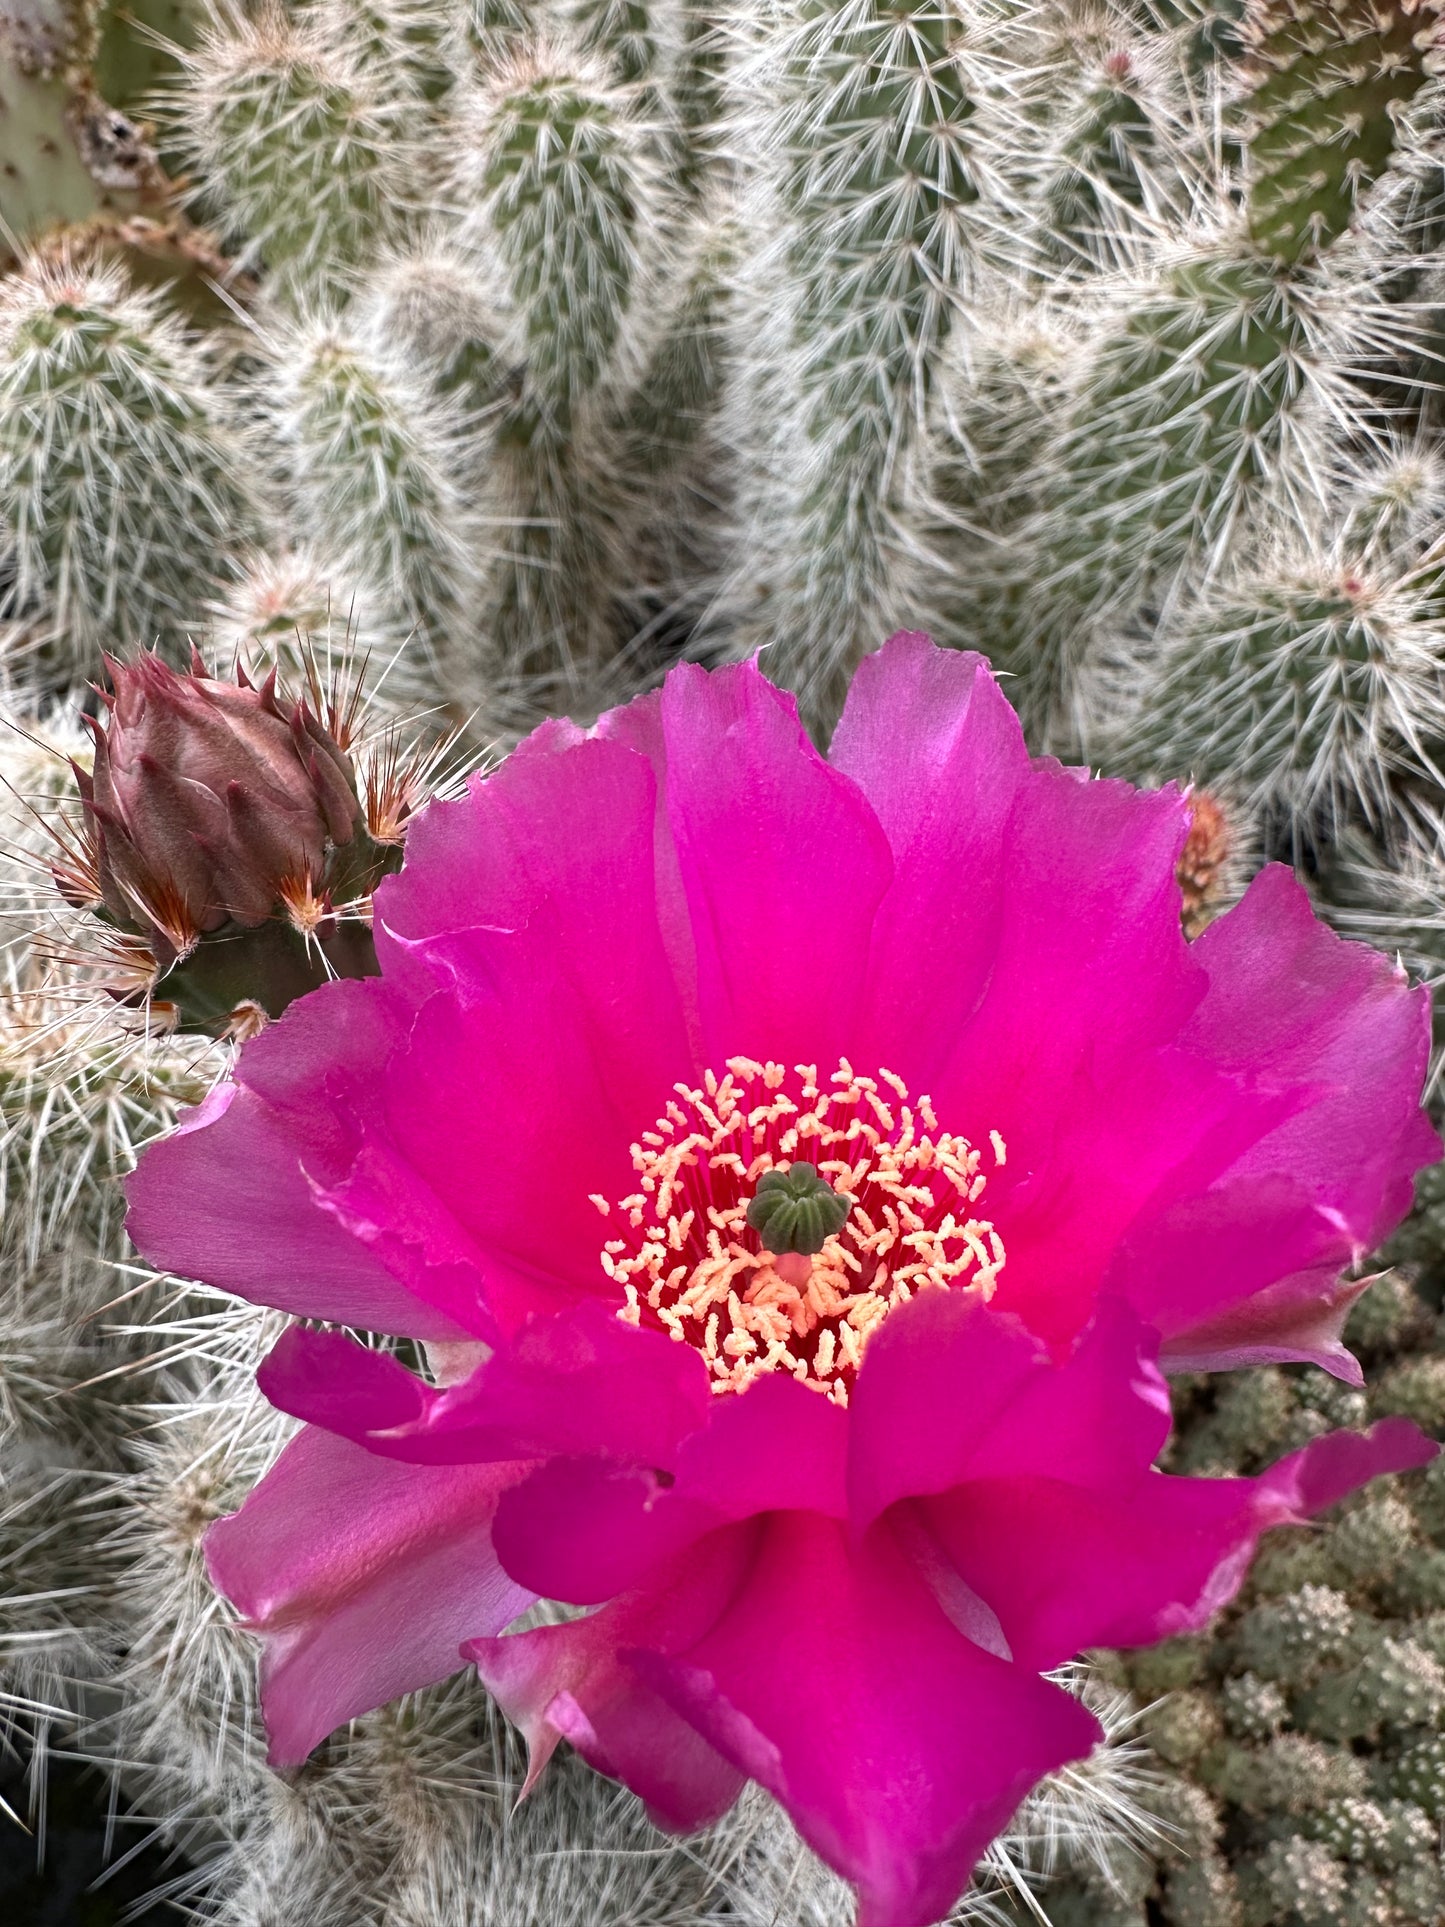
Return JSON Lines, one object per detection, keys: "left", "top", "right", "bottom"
{"left": 1243, "top": 0, "right": 1442, "bottom": 266}
{"left": 6, "top": 0, "right": 1445, "bottom": 1919}
{"left": 0, "top": 247, "right": 261, "bottom": 681}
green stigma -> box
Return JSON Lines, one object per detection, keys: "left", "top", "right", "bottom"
{"left": 746, "top": 1162, "right": 853, "bottom": 1257}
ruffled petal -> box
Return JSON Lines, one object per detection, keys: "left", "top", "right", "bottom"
{"left": 827, "top": 636, "right": 1029, "bottom": 1085}
{"left": 848, "top": 1290, "right": 1171, "bottom": 1533}
{"left": 653, "top": 659, "right": 894, "bottom": 1068}
{"left": 126, "top": 982, "right": 472, "bottom": 1339}
{"left": 466, "top": 1523, "right": 755, "bottom": 1829}
{"left": 492, "top": 1458, "right": 718, "bottom": 1604}
{"left": 589, "top": 687, "right": 702, "bottom": 1053}
{"left": 1182, "top": 866, "right": 1437, "bottom": 1245}
{"left": 205, "top": 1424, "right": 535, "bottom": 1765}
{"left": 1121, "top": 865, "right": 1441, "bottom": 1372}
{"left": 1105, "top": 1174, "right": 1371, "bottom": 1380}
{"left": 932, "top": 760, "right": 1202, "bottom": 1138}
{"left": 257, "top": 1302, "right": 713, "bottom": 1470}
{"left": 635, "top": 1511, "right": 1100, "bottom": 1927}
{"left": 921, "top": 1418, "right": 1437, "bottom": 1673}
{"left": 489, "top": 1369, "right": 850, "bottom": 1603}
{"left": 368, "top": 732, "right": 698, "bottom": 1328}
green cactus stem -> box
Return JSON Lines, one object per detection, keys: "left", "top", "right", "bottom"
{"left": 1243, "top": 0, "right": 1443, "bottom": 266}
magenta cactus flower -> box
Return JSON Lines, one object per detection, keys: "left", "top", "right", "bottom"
{"left": 127, "top": 634, "right": 1439, "bottom": 1927}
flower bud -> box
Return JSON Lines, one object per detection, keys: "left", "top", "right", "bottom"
{"left": 58, "top": 650, "right": 407, "bottom": 1037}
{"left": 80, "top": 650, "right": 364, "bottom": 966}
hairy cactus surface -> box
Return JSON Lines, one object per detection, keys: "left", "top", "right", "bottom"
{"left": 0, "top": 248, "right": 260, "bottom": 678}
{"left": 1243, "top": 0, "right": 1442, "bottom": 264}
{"left": 724, "top": 0, "right": 1007, "bottom": 716}
{"left": 169, "top": 4, "right": 418, "bottom": 305}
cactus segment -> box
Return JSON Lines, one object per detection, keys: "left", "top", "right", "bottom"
{"left": 1113, "top": 555, "right": 1445, "bottom": 838}
{"left": 1013, "top": 239, "right": 1388, "bottom": 739}
{"left": 269, "top": 320, "right": 478, "bottom": 656}
{"left": 732, "top": 0, "right": 997, "bottom": 722}
{"left": 1243, "top": 0, "right": 1444, "bottom": 264}
{"left": 167, "top": 4, "right": 415, "bottom": 304}
{"left": 0, "top": 60, "right": 116, "bottom": 249}
{"left": 462, "top": 44, "right": 650, "bottom": 428}
{"left": 0, "top": 248, "right": 259, "bottom": 683}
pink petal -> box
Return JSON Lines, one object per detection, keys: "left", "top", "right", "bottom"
{"left": 827, "top": 635, "right": 1030, "bottom": 1083}
{"left": 652, "top": 659, "right": 894, "bottom": 1067}
{"left": 1146, "top": 865, "right": 1441, "bottom": 1362}
{"left": 1183, "top": 865, "right": 1437, "bottom": 1249}
{"left": 256, "top": 1302, "right": 713, "bottom": 1469}
{"left": 375, "top": 727, "right": 692, "bottom": 1089}
{"left": 489, "top": 1369, "right": 850, "bottom": 1603}
{"left": 931, "top": 758, "right": 1202, "bottom": 1144}
{"left": 1161, "top": 1271, "right": 1374, "bottom": 1380}
{"left": 126, "top": 982, "right": 472, "bottom": 1339}
{"left": 466, "top": 1524, "right": 756, "bottom": 1829}
{"left": 1108, "top": 1175, "right": 1370, "bottom": 1381}
{"left": 368, "top": 733, "right": 698, "bottom": 1328}
{"left": 672, "top": 1369, "right": 850, "bottom": 1518}
{"left": 635, "top": 1511, "right": 1100, "bottom": 1927}
{"left": 922, "top": 1418, "right": 1437, "bottom": 1673}
{"left": 492, "top": 1458, "right": 718, "bottom": 1604}
{"left": 848, "top": 1290, "right": 1171, "bottom": 1533}
{"left": 590, "top": 688, "right": 703, "bottom": 1053}
{"left": 205, "top": 1423, "right": 535, "bottom": 1765}
{"left": 981, "top": 1045, "right": 1287, "bottom": 1350}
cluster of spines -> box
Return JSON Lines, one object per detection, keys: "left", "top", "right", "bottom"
{"left": 1242, "top": 0, "right": 1445, "bottom": 266}
{"left": 167, "top": 3, "right": 419, "bottom": 306}
{"left": 0, "top": 247, "right": 261, "bottom": 683}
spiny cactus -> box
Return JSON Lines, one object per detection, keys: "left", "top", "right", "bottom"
{"left": 450, "top": 38, "right": 657, "bottom": 682}
{"left": 265, "top": 315, "right": 480, "bottom": 672}
{"left": 724, "top": 0, "right": 1009, "bottom": 717}
{"left": 1007, "top": 234, "right": 1406, "bottom": 741}
{"left": 0, "top": 247, "right": 261, "bottom": 681}
{"left": 167, "top": 4, "right": 420, "bottom": 306}
{"left": 1027, "top": 3, "right": 1201, "bottom": 277}
{"left": 206, "top": 545, "right": 401, "bottom": 681}
{"left": 1108, "top": 537, "right": 1445, "bottom": 847}
{"left": 1243, "top": 0, "right": 1443, "bottom": 265}
{"left": 354, "top": 235, "right": 508, "bottom": 444}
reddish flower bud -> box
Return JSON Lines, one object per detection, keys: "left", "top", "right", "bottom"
{"left": 85, "top": 651, "right": 365, "bottom": 967}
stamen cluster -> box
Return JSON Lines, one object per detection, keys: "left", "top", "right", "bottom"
{"left": 596, "top": 1057, "right": 1006, "bottom": 1404}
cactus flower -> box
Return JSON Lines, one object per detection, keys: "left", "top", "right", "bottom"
{"left": 128, "top": 634, "right": 1439, "bottom": 1927}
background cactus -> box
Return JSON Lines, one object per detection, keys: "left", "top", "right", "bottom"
{"left": 5, "top": 0, "right": 1445, "bottom": 1917}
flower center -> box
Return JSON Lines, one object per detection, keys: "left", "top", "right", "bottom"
{"left": 593, "top": 1057, "right": 1006, "bottom": 1406}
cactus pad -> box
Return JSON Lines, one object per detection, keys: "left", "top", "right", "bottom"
{"left": 1243, "top": 0, "right": 1444, "bottom": 263}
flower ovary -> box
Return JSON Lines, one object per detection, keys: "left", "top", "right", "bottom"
{"left": 746, "top": 1161, "right": 853, "bottom": 1255}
